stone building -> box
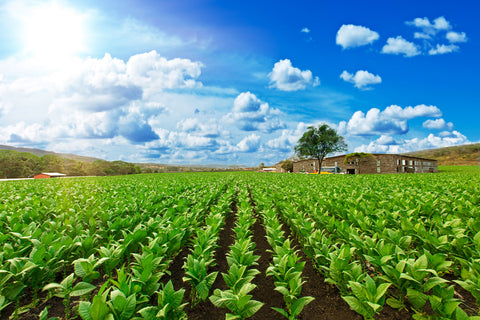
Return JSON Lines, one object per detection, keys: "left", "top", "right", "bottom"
{"left": 292, "top": 153, "right": 438, "bottom": 174}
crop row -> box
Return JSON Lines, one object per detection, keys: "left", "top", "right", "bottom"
{"left": 1, "top": 170, "right": 479, "bottom": 320}
{"left": 249, "top": 171, "right": 480, "bottom": 319}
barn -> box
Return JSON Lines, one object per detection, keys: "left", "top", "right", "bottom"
{"left": 33, "top": 172, "right": 67, "bottom": 179}
{"left": 293, "top": 153, "right": 438, "bottom": 174}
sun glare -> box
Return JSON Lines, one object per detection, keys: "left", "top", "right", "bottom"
{"left": 22, "top": 3, "right": 85, "bottom": 61}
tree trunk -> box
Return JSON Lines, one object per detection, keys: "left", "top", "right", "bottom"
{"left": 318, "top": 157, "right": 324, "bottom": 173}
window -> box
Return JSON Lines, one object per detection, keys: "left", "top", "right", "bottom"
{"left": 377, "top": 167, "right": 381, "bottom": 173}
{"left": 377, "top": 160, "right": 380, "bottom": 166}
{"left": 402, "top": 159, "right": 406, "bottom": 165}
{"left": 397, "top": 159, "right": 400, "bottom": 165}
{"left": 334, "top": 161, "right": 337, "bottom": 167}
{"left": 409, "top": 160, "right": 413, "bottom": 166}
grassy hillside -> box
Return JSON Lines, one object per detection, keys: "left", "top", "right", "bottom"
{"left": 404, "top": 143, "right": 480, "bottom": 166}
{"left": 0, "top": 144, "right": 101, "bottom": 163}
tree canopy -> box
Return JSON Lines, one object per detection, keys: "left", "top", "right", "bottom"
{"left": 294, "top": 124, "right": 347, "bottom": 171}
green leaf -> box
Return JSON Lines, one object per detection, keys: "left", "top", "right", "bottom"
{"left": 225, "top": 313, "right": 241, "bottom": 320}
{"left": 89, "top": 294, "right": 111, "bottom": 320}
{"left": 42, "top": 283, "right": 64, "bottom": 292}
{"left": 342, "top": 296, "right": 368, "bottom": 316}
{"left": 196, "top": 281, "right": 209, "bottom": 301}
{"left": 423, "top": 277, "right": 448, "bottom": 292}
{"left": 78, "top": 301, "right": 93, "bottom": 320}
{"left": 349, "top": 281, "right": 365, "bottom": 300}
{"left": 272, "top": 307, "right": 290, "bottom": 318}
{"left": 375, "top": 283, "right": 391, "bottom": 302}
{"left": 121, "top": 294, "right": 137, "bottom": 320}
{"left": 455, "top": 307, "right": 470, "bottom": 320}
{"left": 366, "top": 301, "right": 382, "bottom": 313}
{"left": 137, "top": 306, "right": 157, "bottom": 319}
{"left": 413, "top": 255, "right": 428, "bottom": 270}
{"left": 71, "top": 282, "right": 96, "bottom": 297}
{"left": 386, "top": 297, "right": 405, "bottom": 309}
{"left": 242, "top": 300, "right": 264, "bottom": 318}
{"left": 407, "top": 288, "right": 428, "bottom": 310}
{"left": 444, "top": 301, "right": 461, "bottom": 316}
{"left": 473, "top": 231, "right": 480, "bottom": 249}
{"left": 291, "top": 296, "right": 314, "bottom": 317}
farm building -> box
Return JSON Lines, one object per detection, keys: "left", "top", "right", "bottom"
{"left": 293, "top": 153, "right": 438, "bottom": 174}
{"left": 33, "top": 172, "right": 67, "bottom": 179}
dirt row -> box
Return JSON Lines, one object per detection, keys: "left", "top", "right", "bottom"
{"left": 170, "top": 195, "right": 404, "bottom": 320}
{"left": 7, "top": 194, "right": 415, "bottom": 320}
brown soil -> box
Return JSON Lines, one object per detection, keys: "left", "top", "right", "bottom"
{"left": 281, "top": 222, "right": 412, "bottom": 319}
{"left": 184, "top": 201, "right": 236, "bottom": 320}
{"left": 249, "top": 217, "right": 285, "bottom": 319}
{"left": 445, "top": 273, "right": 479, "bottom": 316}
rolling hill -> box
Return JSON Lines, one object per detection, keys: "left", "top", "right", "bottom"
{"left": 404, "top": 143, "right": 480, "bottom": 166}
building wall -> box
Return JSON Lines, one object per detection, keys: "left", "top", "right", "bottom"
{"left": 293, "top": 154, "right": 438, "bottom": 174}
{"left": 275, "top": 163, "right": 284, "bottom": 173}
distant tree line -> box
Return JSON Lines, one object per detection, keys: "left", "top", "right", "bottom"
{"left": 0, "top": 150, "right": 142, "bottom": 179}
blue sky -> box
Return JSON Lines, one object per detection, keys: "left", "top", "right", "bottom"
{"left": 0, "top": 0, "right": 478, "bottom": 166}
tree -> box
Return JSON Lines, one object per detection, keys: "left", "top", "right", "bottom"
{"left": 294, "top": 124, "right": 347, "bottom": 172}
{"left": 281, "top": 160, "right": 293, "bottom": 173}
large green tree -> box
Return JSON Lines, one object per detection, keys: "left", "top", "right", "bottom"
{"left": 294, "top": 124, "right": 347, "bottom": 172}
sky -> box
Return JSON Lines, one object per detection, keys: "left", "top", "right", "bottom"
{"left": 0, "top": 0, "right": 478, "bottom": 166}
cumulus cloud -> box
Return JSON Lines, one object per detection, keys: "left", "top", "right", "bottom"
{"left": 48, "top": 51, "right": 203, "bottom": 112}
{"left": 301, "top": 27, "right": 310, "bottom": 33}
{"left": 355, "top": 131, "right": 469, "bottom": 154}
{"left": 176, "top": 118, "right": 222, "bottom": 138}
{"left": 266, "top": 122, "right": 308, "bottom": 152}
{"left": 382, "top": 104, "right": 442, "bottom": 119}
{"left": 268, "top": 59, "right": 319, "bottom": 91}
{"left": 405, "top": 16, "right": 467, "bottom": 56}
{"left": 406, "top": 16, "right": 451, "bottom": 35}
{"left": 342, "top": 104, "right": 442, "bottom": 136}
{"left": 428, "top": 44, "right": 459, "bottom": 55}
{"left": 226, "top": 92, "right": 285, "bottom": 133}
{"left": 336, "top": 24, "right": 379, "bottom": 49}
{"left": 446, "top": 31, "right": 468, "bottom": 43}
{"left": 340, "top": 70, "right": 382, "bottom": 90}
{"left": 381, "top": 36, "right": 420, "bottom": 57}
{"left": 236, "top": 134, "right": 260, "bottom": 152}
{"left": 423, "top": 118, "right": 454, "bottom": 130}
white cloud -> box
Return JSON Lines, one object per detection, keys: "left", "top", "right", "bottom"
{"left": 355, "top": 131, "right": 469, "bottom": 153}
{"left": 406, "top": 16, "right": 451, "bottom": 35}
{"left": 423, "top": 118, "right": 454, "bottom": 130}
{"left": 343, "top": 104, "right": 442, "bottom": 136}
{"left": 414, "top": 32, "right": 432, "bottom": 40}
{"left": 176, "top": 118, "right": 222, "bottom": 137}
{"left": 336, "top": 24, "right": 379, "bottom": 49}
{"left": 446, "top": 31, "right": 467, "bottom": 43}
{"left": 405, "top": 16, "right": 466, "bottom": 56}
{"left": 382, "top": 104, "right": 442, "bottom": 119}
{"left": 45, "top": 51, "right": 203, "bottom": 112}
{"left": 236, "top": 134, "right": 261, "bottom": 152}
{"left": 381, "top": 36, "right": 420, "bottom": 57}
{"left": 340, "top": 70, "right": 382, "bottom": 90}
{"left": 266, "top": 122, "right": 308, "bottom": 152}
{"left": 432, "top": 16, "right": 451, "bottom": 30}
{"left": 301, "top": 27, "right": 310, "bottom": 33}
{"left": 428, "top": 44, "right": 459, "bottom": 55}
{"left": 268, "top": 59, "right": 319, "bottom": 91}
{"left": 226, "top": 92, "right": 285, "bottom": 132}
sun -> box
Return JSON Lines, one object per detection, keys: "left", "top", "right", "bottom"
{"left": 22, "top": 2, "right": 86, "bottom": 61}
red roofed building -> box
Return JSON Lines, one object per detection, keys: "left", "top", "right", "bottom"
{"left": 33, "top": 172, "right": 66, "bottom": 179}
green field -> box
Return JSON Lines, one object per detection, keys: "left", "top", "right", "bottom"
{"left": 1, "top": 167, "right": 479, "bottom": 319}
